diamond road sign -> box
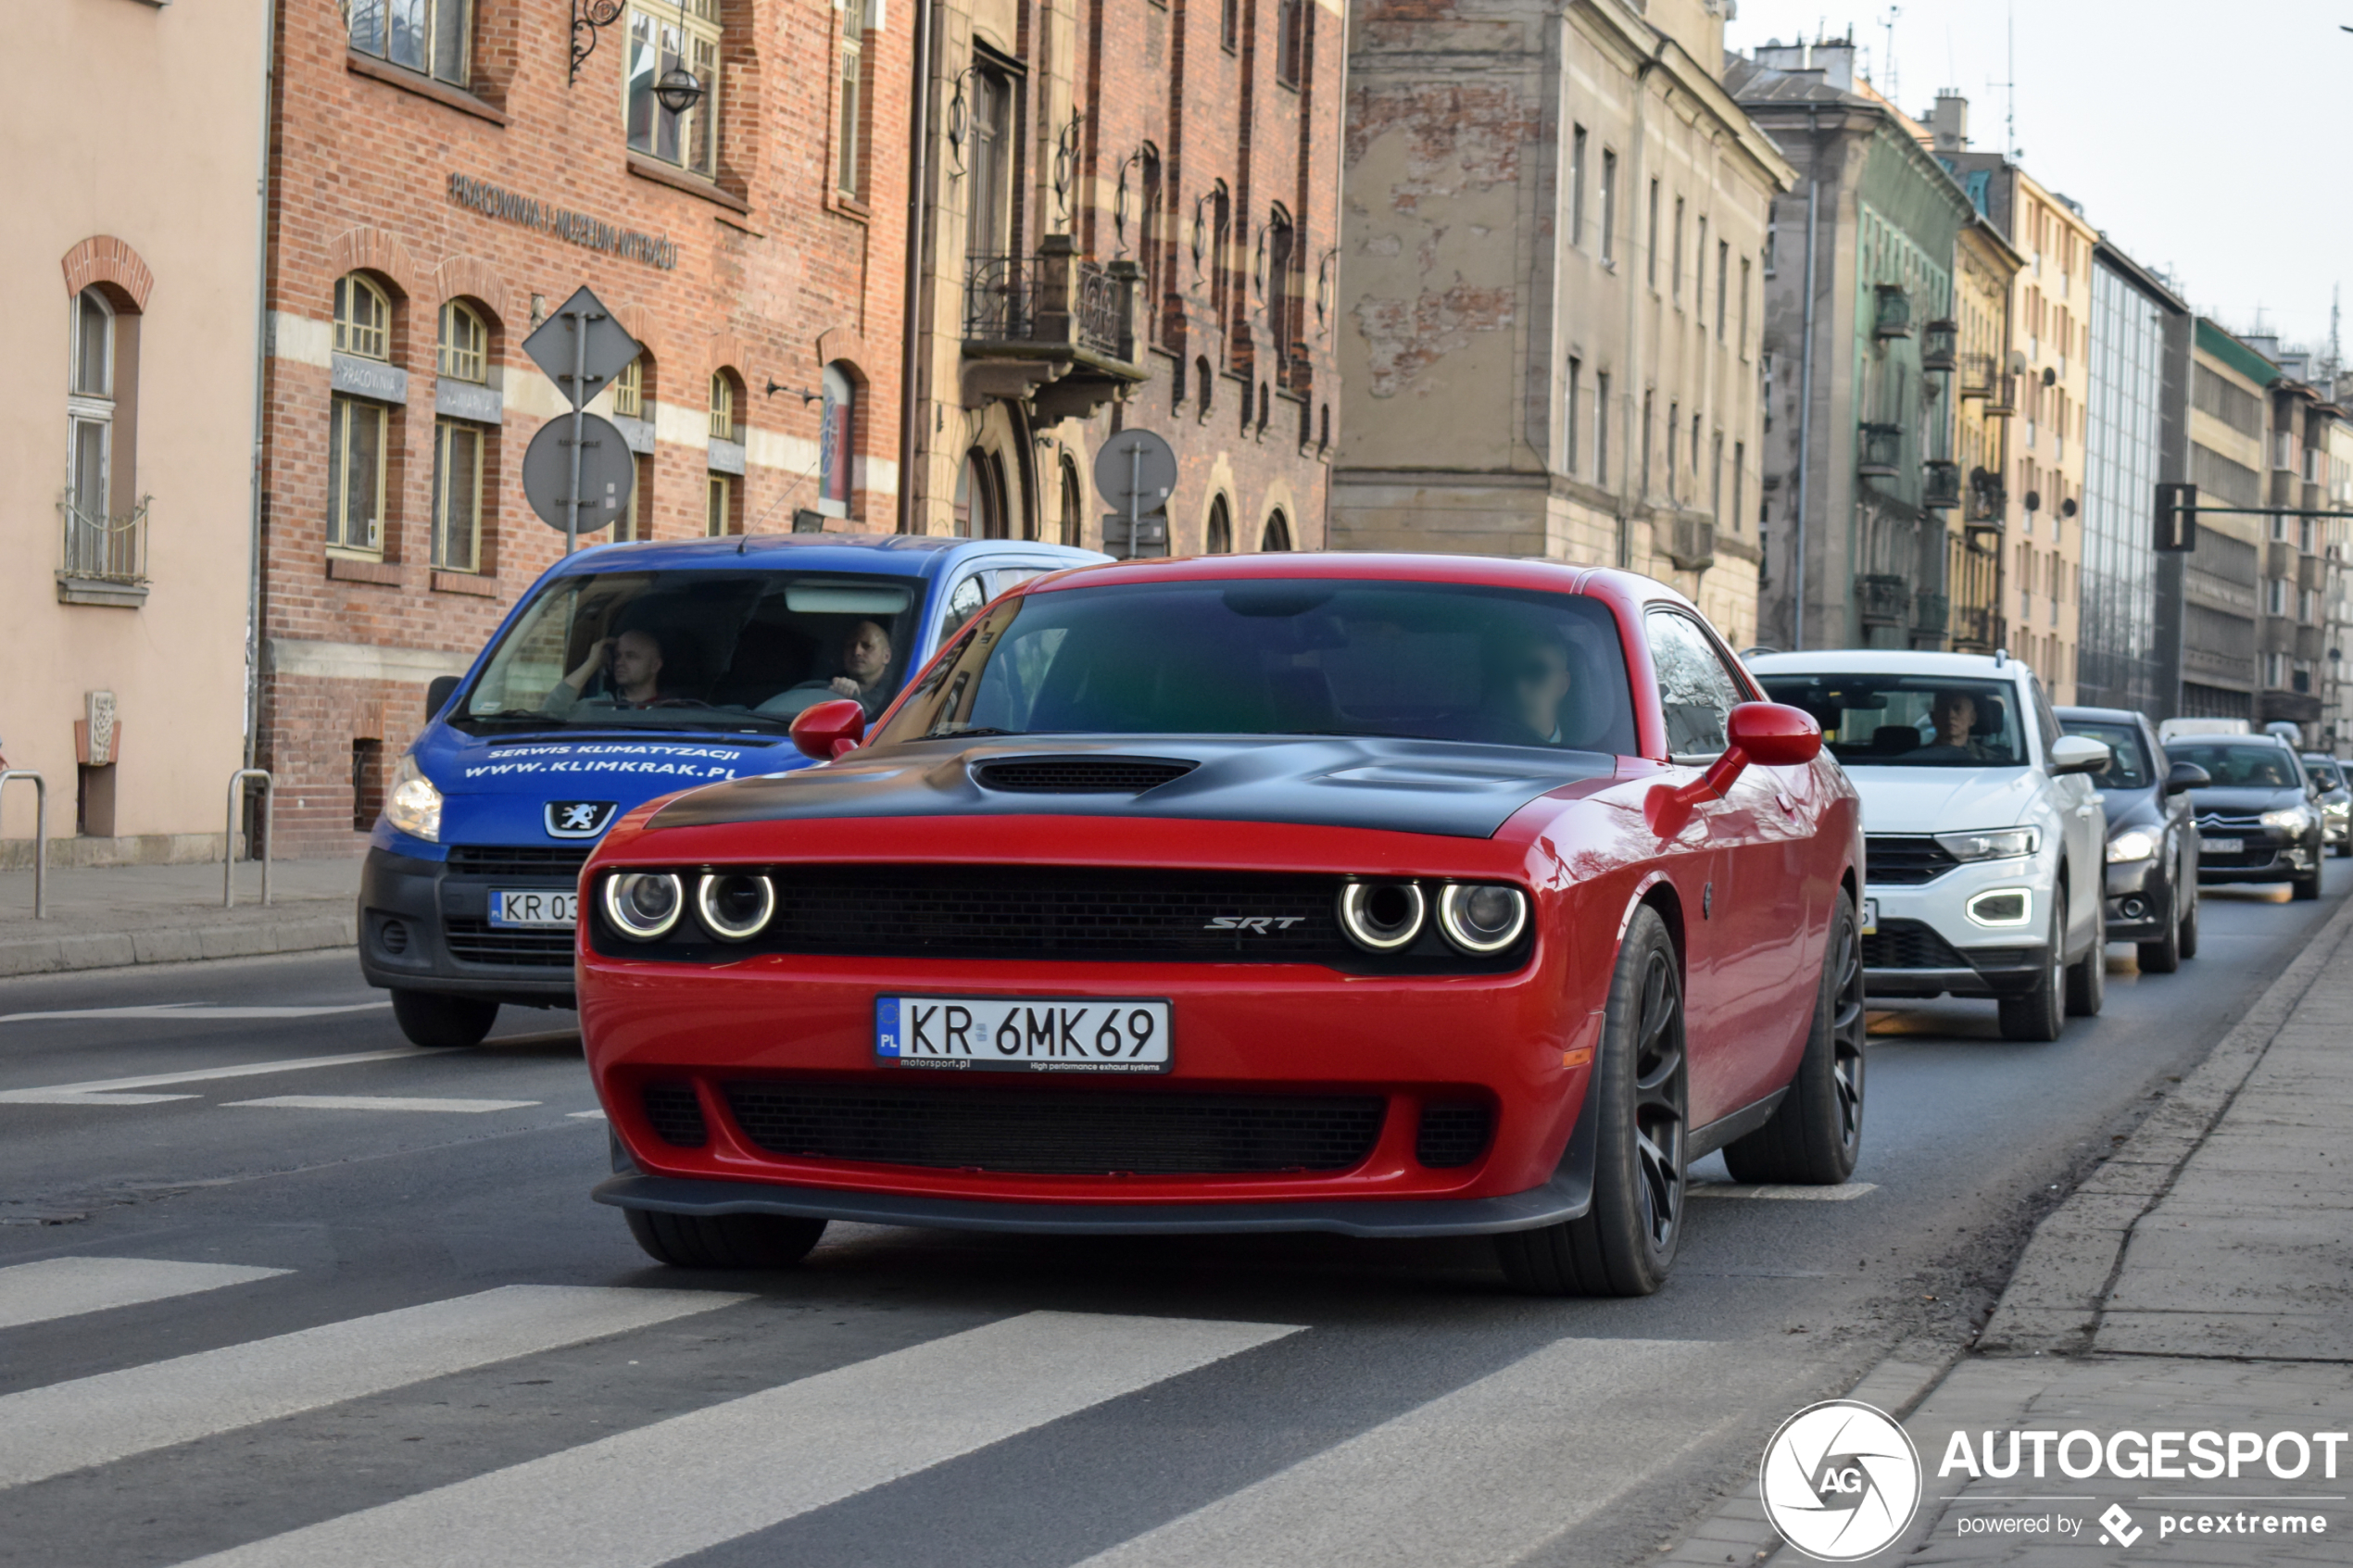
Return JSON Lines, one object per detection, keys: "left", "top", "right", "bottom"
{"left": 522, "top": 285, "right": 641, "bottom": 410}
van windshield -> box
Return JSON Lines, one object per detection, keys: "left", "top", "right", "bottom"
{"left": 1756, "top": 673, "right": 2027, "bottom": 768}
{"left": 455, "top": 570, "right": 922, "bottom": 734}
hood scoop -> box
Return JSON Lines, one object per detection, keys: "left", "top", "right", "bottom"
{"left": 972, "top": 755, "right": 1200, "bottom": 794}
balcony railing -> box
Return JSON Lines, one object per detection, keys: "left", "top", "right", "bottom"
{"left": 1856, "top": 573, "right": 1909, "bottom": 624}
{"left": 1984, "top": 371, "right": 2018, "bottom": 416}
{"left": 1858, "top": 423, "right": 1903, "bottom": 477}
{"left": 1874, "top": 284, "right": 1913, "bottom": 339}
{"left": 1923, "top": 459, "right": 1962, "bottom": 509}
{"left": 963, "top": 253, "right": 1126, "bottom": 359}
{"left": 1958, "top": 351, "right": 1998, "bottom": 399}
{"left": 1964, "top": 467, "right": 2007, "bottom": 525}
{"left": 57, "top": 495, "right": 150, "bottom": 607}
{"left": 1920, "top": 319, "right": 1958, "bottom": 373}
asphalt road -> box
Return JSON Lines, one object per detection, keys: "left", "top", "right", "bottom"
{"left": 0, "top": 863, "right": 2343, "bottom": 1568}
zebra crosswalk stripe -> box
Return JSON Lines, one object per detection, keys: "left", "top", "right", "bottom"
{"left": 0, "top": 1284, "right": 746, "bottom": 1490}
{"left": 175, "top": 1310, "right": 1300, "bottom": 1568}
{"left": 0, "top": 1257, "right": 290, "bottom": 1333}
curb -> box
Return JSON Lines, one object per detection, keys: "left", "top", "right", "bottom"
{"left": 0, "top": 911, "right": 358, "bottom": 978}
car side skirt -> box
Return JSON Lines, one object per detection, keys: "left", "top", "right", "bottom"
{"left": 1687, "top": 1088, "right": 1788, "bottom": 1160}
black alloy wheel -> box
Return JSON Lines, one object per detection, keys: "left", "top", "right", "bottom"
{"left": 1996, "top": 897, "right": 2068, "bottom": 1042}
{"left": 1723, "top": 891, "right": 1866, "bottom": 1185}
{"left": 624, "top": 1208, "right": 828, "bottom": 1269}
{"left": 2065, "top": 894, "right": 2106, "bottom": 1016}
{"left": 1495, "top": 906, "right": 1687, "bottom": 1297}
{"left": 2137, "top": 876, "right": 2183, "bottom": 974}
{"left": 389, "top": 989, "right": 499, "bottom": 1049}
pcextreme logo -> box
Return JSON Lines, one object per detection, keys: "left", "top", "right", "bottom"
{"left": 1760, "top": 1400, "right": 1924, "bottom": 1562}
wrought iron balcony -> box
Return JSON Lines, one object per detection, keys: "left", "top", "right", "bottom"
{"left": 1858, "top": 422, "right": 1903, "bottom": 478}
{"left": 1964, "top": 466, "right": 2007, "bottom": 526}
{"left": 1856, "top": 574, "right": 1910, "bottom": 625}
{"left": 1923, "top": 459, "right": 1962, "bottom": 509}
{"left": 1920, "top": 319, "right": 1958, "bottom": 373}
{"left": 1984, "top": 371, "right": 2018, "bottom": 417}
{"left": 57, "top": 495, "right": 151, "bottom": 608}
{"left": 1656, "top": 514, "right": 1715, "bottom": 571}
{"left": 1874, "top": 284, "right": 1913, "bottom": 340}
{"left": 1958, "top": 351, "right": 1997, "bottom": 399}
{"left": 960, "top": 235, "right": 1146, "bottom": 418}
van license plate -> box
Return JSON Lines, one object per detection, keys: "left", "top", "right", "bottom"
{"left": 489, "top": 890, "right": 578, "bottom": 929}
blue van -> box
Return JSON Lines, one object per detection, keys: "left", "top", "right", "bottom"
{"left": 360, "top": 533, "right": 1108, "bottom": 1047}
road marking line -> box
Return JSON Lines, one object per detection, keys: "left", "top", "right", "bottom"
{"left": 221, "top": 1096, "right": 543, "bottom": 1114}
{"left": 0, "top": 1049, "right": 455, "bottom": 1107}
{"left": 0, "top": 1003, "right": 392, "bottom": 1024}
{"left": 1073, "top": 1337, "right": 1720, "bottom": 1568}
{"left": 567, "top": 1109, "right": 609, "bottom": 1120}
{"left": 1689, "top": 1182, "right": 1879, "bottom": 1201}
{"left": 177, "top": 1311, "right": 1300, "bottom": 1568}
{"left": 0, "top": 1285, "right": 745, "bottom": 1490}
{"left": 0, "top": 1258, "right": 290, "bottom": 1333}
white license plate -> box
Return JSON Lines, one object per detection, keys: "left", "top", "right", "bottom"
{"left": 488, "top": 889, "right": 578, "bottom": 929}
{"left": 1860, "top": 897, "right": 1879, "bottom": 935}
{"left": 2201, "top": 838, "right": 2244, "bottom": 856}
{"left": 877, "top": 996, "right": 1172, "bottom": 1073}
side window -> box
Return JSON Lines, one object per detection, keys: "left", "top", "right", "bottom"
{"left": 1645, "top": 609, "right": 1743, "bottom": 761}
{"left": 937, "top": 573, "right": 989, "bottom": 641}
{"left": 2027, "top": 677, "right": 2062, "bottom": 763}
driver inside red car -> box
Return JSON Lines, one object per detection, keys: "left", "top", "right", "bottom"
{"left": 1487, "top": 630, "right": 1577, "bottom": 746}
{"left": 548, "top": 627, "right": 667, "bottom": 713}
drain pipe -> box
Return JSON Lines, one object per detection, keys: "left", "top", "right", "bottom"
{"left": 1791, "top": 106, "right": 1821, "bottom": 650}
{"left": 896, "top": 0, "right": 937, "bottom": 533}
{"left": 1615, "top": 37, "right": 1667, "bottom": 570}
{"left": 241, "top": 0, "right": 279, "bottom": 775}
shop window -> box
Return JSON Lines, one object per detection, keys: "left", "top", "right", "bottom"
{"left": 625, "top": 0, "right": 721, "bottom": 178}
{"left": 346, "top": 0, "right": 472, "bottom": 88}
{"left": 1261, "top": 508, "right": 1292, "bottom": 552}
{"left": 436, "top": 300, "right": 487, "bottom": 383}
{"left": 817, "top": 362, "right": 855, "bottom": 517}
{"left": 431, "top": 419, "right": 483, "bottom": 570}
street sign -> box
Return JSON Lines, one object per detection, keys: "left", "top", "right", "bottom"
{"left": 522, "top": 286, "right": 641, "bottom": 411}
{"left": 522, "top": 412, "right": 635, "bottom": 535}
{"left": 2155, "top": 481, "right": 2198, "bottom": 553}
{"left": 1093, "top": 429, "right": 1177, "bottom": 512}
{"left": 1101, "top": 512, "right": 1170, "bottom": 558}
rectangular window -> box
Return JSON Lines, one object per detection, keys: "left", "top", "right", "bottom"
{"left": 1565, "top": 357, "right": 1580, "bottom": 476}
{"left": 612, "top": 358, "right": 643, "bottom": 420}
{"left": 1711, "top": 433, "right": 1724, "bottom": 521}
{"left": 1641, "top": 389, "right": 1653, "bottom": 495}
{"left": 625, "top": 1, "right": 720, "bottom": 178}
{"left": 1569, "top": 128, "right": 1588, "bottom": 250}
{"left": 1275, "top": 0, "right": 1304, "bottom": 85}
{"left": 1717, "top": 242, "right": 1729, "bottom": 340}
{"left": 1221, "top": 0, "right": 1238, "bottom": 51}
{"left": 1671, "top": 198, "right": 1684, "bottom": 302}
{"left": 431, "top": 418, "right": 483, "bottom": 571}
{"left": 706, "top": 471, "right": 733, "bottom": 537}
{"left": 617, "top": 452, "right": 650, "bottom": 541}
{"left": 1732, "top": 442, "right": 1745, "bottom": 533}
{"left": 1764, "top": 217, "right": 1777, "bottom": 277}
{"left": 1595, "top": 372, "right": 1611, "bottom": 485}
{"left": 1646, "top": 180, "right": 1660, "bottom": 285}
{"left": 347, "top": 0, "right": 471, "bottom": 88}
{"left": 836, "top": 23, "right": 865, "bottom": 200}
{"left": 1600, "top": 151, "right": 1617, "bottom": 264}
{"left": 1666, "top": 400, "right": 1678, "bottom": 500}
{"left": 326, "top": 395, "right": 387, "bottom": 555}
{"left": 1739, "top": 257, "right": 1752, "bottom": 352}
{"left": 1695, "top": 217, "right": 1707, "bottom": 317}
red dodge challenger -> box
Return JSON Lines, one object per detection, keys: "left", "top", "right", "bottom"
{"left": 579, "top": 554, "right": 1866, "bottom": 1295}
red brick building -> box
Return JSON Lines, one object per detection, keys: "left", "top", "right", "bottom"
{"left": 900, "top": 0, "right": 1342, "bottom": 552}
{"left": 258, "top": 0, "right": 907, "bottom": 854}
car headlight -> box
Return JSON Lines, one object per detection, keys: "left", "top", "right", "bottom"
{"left": 696, "top": 872, "right": 775, "bottom": 942}
{"left": 1338, "top": 881, "right": 1427, "bottom": 952}
{"left": 602, "top": 872, "right": 684, "bottom": 940}
{"left": 2260, "top": 807, "right": 2316, "bottom": 834}
{"left": 2106, "top": 828, "right": 2159, "bottom": 864}
{"left": 384, "top": 754, "right": 442, "bottom": 843}
{"left": 1966, "top": 888, "right": 2033, "bottom": 926}
{"left": 1936, "top": 827, "right": 2040, "bottom": 861}
{"left": 1436, "top": 883, "right": 1529, "bottom": 954}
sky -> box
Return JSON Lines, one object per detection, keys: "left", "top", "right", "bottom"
{"left": 1725, "top": 0, "right": 2353, "bottom": 357}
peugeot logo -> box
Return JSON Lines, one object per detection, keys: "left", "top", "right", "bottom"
{"left": 546, "top": 801, "right": 619, "bottom": 838}
{"left": 1203, "top": 916, "right": 1306, "bottom": 932}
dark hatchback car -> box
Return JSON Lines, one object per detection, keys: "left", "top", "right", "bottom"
{"left": 2301, "top": 754, "right": 2351, "bottom": 857}
{"left": 2169, "top": 735, "right": 2327, "bottom": 901}
{"left": 2057, "top": 708, "right": 2206, "bottom": 972}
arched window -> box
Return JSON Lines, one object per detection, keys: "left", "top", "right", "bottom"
{"left": 333, "top": 273, "right": 391, "bottom": 360}
{"left": 1264, "top": 207, "right": 1296, "bottom": 372}
{"left": 328, "top": 273, "right": 394, "bottom": 556}
{"left": 1261, "top": 509, "right": 1292, "bottom": 552}
{"left": 708, "top": 370, "right": 736, "bottom": 441}
{"left": 1205, "top": 496, "right": 1233, "bottom": 555}
{"left": 66, "top": 289, "right": 115, "bottom": 530}
{"left": 818, "top": 363, "right": 855, "bottom": 518}
{"left": 954, "top": 448, "right": 1005, "bottom": 540}
{"left": 1059, "top": 456, "right": 1083, "bottom": 546}
{"left": 436, "top": 300, "right": 486, "bottom": 383}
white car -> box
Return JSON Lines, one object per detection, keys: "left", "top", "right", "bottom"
{"left": 1748, "top": 650, "right": 2111, "bottom": 1041}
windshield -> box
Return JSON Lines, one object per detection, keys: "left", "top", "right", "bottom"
{"left": 1757, "top": 673, "right": 2026, "bottom": 768}
{"left": 869, "top": 579, "right": 1639, "bottom": 752}
{"left": 2304, "top": 757, "right": 2346, "bottom": 791}
{"left": 2062, "top": 720, "right": 2151, "bottom": 791}
{"left": 457, "top": 570, "right": 923, "bottom": 734}
{"left": 2171, "top": 742, "right": 2299, "bottom": 790}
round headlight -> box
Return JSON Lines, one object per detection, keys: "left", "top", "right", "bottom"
{"left": 1437, "top": 883, "right": 1529, "bottom": 953}
{"left": 602, "top": 871, "right": 683, "bottom": 940}
{"left": 696, "top": 872, "right": 774, "bottom": 942}
{"left": 1338, "top": 881, "right": 1427, "bottom": 952}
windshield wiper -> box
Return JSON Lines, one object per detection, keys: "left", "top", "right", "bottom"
{"left": 925, "top": 727, "right": 1029, "bottom": 739}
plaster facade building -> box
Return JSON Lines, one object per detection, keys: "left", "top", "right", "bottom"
{"left": 1945, "top": 204, "right": 2023, "bottom": 657}
{"left": 256, "top": 0, "right": 908, "bottom": 856}
{"left": 2, "top": 0, "right": 271, "bottom": 866}
{"left": 2179, "top": 320, "right": 2274, "bottom": 720}
{"left": 897, "top": 0, "right": 1343, "bottom": 556}
{"left": 1731, "top": 40, "right": 1972, "bottom": 654}
{"left": 1332, "top": 0, "right": 1791, "bottom": 647}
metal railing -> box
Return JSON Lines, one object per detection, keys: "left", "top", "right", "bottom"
{"left": 58, "top": 496, "right": 150, "bottom": 584}
{"left": 225, "top": 769, "right": 274, "bottom": 909}
{"left": 963, "top": 253, "right": 1126, "bottom": 358}
{"left": 0, "top": 772, "right": 45, "bottom": 920}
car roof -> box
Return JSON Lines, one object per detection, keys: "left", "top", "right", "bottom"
{"left": 2056, "top": 705, "right": 2146, "bottom": 725}
{"left": 1745, "top": 648, "right": 2027, "bottom": 680}
{"left": 542, "top": 533, "right": 1105, "bottom": 582}
{"left": 1010, "top": 550, "right": 1698, "bottom": 610}
{"left": 2171, "top": 733, "right": 2292, "bottom": 749}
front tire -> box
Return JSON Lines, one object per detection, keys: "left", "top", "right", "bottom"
{"left": 2293, "top": 854, "right": 2323, "bottom": 900}
{"left": 2178, "top": 878, "right": 2201, "bottom": 960}
{"left": 1496, "top": 906, "right": 1687, "bottom": 1298}
{"left": 2137, "top": 887, "right": 2183, "bottom": 974}
{"left": 2065, "top": 896, "right": 2106, "bottom": 1016}
{"left": 1723, "top": 892, "right": 1866, "bottom": 1185}
{"left": 1997, "top": 899, "right": 2067, "bottom": 1042}
{"left": 390, "top": 989, "right": 498, "bottom": 1049}
{"left": 624, "top": 1208, "right": 827, "bottom": 1269}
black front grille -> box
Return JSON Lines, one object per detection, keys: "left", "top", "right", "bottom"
{"left": 1865, "top": 835, "right": 1960, "bottom": 885}
{"left": 1416, "top": 1102, "right": 1493, "bottom": 1168}
{"left": 447, "top": 845, "right": 592, "bottom": 880}
{"left": 444, "top": 919, "right": 575, "bottom": 968}
{"left": 641, "top": 1084, "right": 709, "bottom": 1147}
{"left": 1862, "top": 918, "right": 1968, "bottom": 970}
{"left": 720, "top": 1081, "right": 1387, "bottom": 1175}
{"left": 974, "top": 756, "right": 1200, "bottom": 793}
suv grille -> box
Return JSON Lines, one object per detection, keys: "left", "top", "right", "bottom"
{"left": 1865, "top": 835, "right": 1959, "bottom": 885}
{"left": 444, "top": 920, "right": 574, "bottom": 968}
{"left": 973, "top": 757, "right": 1199, "bottom": 793}
{"left": 447, "top": 845, "right": 592, "bottom": 880}
{"left": 720, "top": 1081, "right": 1386, "bottom": 1175}
{"left": 1861, "top": 918, "right": 1968, "bottom": 970}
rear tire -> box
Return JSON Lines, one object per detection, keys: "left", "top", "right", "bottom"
{"left": 1723, "top": 892, "right": 1865, "bottom": 1185}
{"left": 2065, "top": 897, "right": 2106, "bottom": 1017}
{"left": 390, "top": 989, "right": 498, "bottom": 1049}
{"left": 1997, "top": 901, "right": 2067, "bottom": 1042}
{"left": 2293, "top": 859, "right": 2323, "bottom": 900}
{"left": 1496, "top": 907, "right": 1686, "bottom": 1298}
{"left": 624, "top": 1208, "right": 827, "bottom": 1269}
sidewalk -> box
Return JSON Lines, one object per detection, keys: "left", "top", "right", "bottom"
{"left": 0, "top": 858, "right": 360, "bottom": 978}
{"left": 1666, "top": 897, "right": 2353, "bottom": 1568}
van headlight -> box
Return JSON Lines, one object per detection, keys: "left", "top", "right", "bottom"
{"left": 602, "top": 872, "right": 684, "bottom": 940}
{"left": 384, "top": 755, "right": 442, "bottom": 842}
{"left": 1936, "top": 827, "right": 2039, "bottom": 861}
{"left": 2106, "top": 828, "right": 2158, "bottom": 864}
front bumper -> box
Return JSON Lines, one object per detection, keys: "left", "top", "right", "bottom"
{"left": 359, "top": 847, "right": 578, "bottom": 1006}
{"left": 2196, "top": 834, "right": 2317, "bottom": 885}
{"left": 1862, "top": 851, "right": 2055, "bottom": 1000}
{"left": 2102, "top": 856, "right": 2171, "bottom": 941}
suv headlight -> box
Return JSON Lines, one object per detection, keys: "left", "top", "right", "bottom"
{"left": 384, "top": 755, "right": 442, "bottom": 842}
{"left": 2106, "top": 828, "right": 2158, "bottom": 864}
{"left": 2260, "top": 806, "right": 2316, "bottom": 834}
{"left": 1936, "top": 827, "right": 2039, "bottom": 862}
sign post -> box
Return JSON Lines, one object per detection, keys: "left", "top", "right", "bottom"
{"left": 1093, "top": 428, "right": 1178, "bottom": 559}
{"left": 522, "top": 286, "right": 643, "bottom": 553}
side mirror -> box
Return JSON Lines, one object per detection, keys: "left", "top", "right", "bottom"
{"left": 425, "top": 674, "right": 460, "bottom": 721}
{"left": 2164, "top": 760, "right": 2211, "bottom": 796}
{"left": 1725, "top": 702, "right": 1824, "bottom": 768}
{"left": 2048, "top": 734, "right": 2111, "bottom": 776}
{"left": 789, "top": 698, "right": 867, "bottom": 762}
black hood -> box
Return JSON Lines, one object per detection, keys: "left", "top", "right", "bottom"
{"left": 2099, "top": 784, "right": 2163, "bottom": 834}
{"left": 2188, "top": 785, "right": 2304, "bottom": 818}
{"left": 647, "top": 735, "right": 1618, "bottom": 840}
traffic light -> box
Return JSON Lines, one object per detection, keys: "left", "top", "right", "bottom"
{"left": 2155, "top": 482, "right": 2197, "bottom": 552}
